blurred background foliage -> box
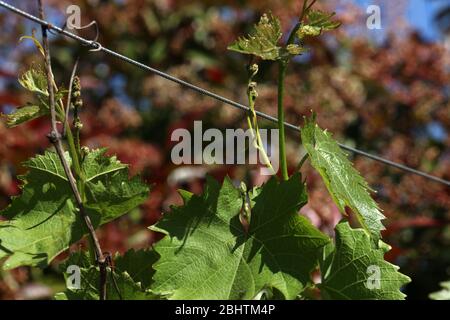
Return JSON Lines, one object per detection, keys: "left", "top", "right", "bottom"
{"left": 0, "top": 0, "right": 449, "bottom": 299}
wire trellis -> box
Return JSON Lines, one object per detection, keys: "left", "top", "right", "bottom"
{"left": 0, "top": 0, "right": 449, "bottom": 187}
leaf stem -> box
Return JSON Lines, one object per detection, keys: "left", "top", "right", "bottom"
{"left": 53, "top": 80, "right": 83, "bottom": 183}
{"left": 278, "top": 0, "right": 317, "bottom": 180}
{"left": 65, "top": 127, "right": 85, "bottom": 196}
{"left": 277, "top": 60, "right": 289, "bottom": 181}
{"left": 296, "top": 153, "right": 309, "bottom": 172}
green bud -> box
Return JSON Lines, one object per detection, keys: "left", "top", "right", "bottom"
{"left": 249, "top": 63, "right": 259, "bottom": 78}
{"left": 74, "top": 121, "right": 83, "bottom": 130}
{"left": 74, "top": 99, "right": 83, "bottom": 109}
{"left": 81, "top": 146, "right": 90, "bottom": 155}
{"left": 71, "top": 76, "right": 83, "bottom": 109}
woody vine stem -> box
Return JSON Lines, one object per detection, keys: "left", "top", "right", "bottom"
{"left": 37, "top": 0, "right": 107, "bottom": 300}
{"left": 277, "top": 0, "right": 316, "bottom": 181}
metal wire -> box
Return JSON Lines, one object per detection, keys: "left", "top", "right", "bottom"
{"left": 1, "top": 0, "right": 449, "bottom": 187}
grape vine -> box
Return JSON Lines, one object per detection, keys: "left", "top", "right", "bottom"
{"left": 0, "top": 0, "right": 411, "bottom": 300}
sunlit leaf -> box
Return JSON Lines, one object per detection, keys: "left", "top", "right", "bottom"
{"left": 228, "top": 13, "right": 282, "bottom": 60}
{"left": 0, "top": 149, "right": 149, "bottom": 270}
{"left": 18, "top": 67, "right": 48, "bottom": 97}
{"left": 301, "top": 116, "right": 385, "bottom": 244}
{"left": 150, "top": 174, "right": 329, "bottom": 299}
{"left": 297, "top": 10, "right": 341, "bottom": 38}
{"left": 319, "top": 222, "right": 411, "bottom": 300}
{"left": 3, "top": 103, "right": 49, "bottom": 128}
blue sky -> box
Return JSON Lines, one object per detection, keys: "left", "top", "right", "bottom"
{"left": 1, "top": 0, "right": 447, "bottom": 41}
{"left": 353, "top": 0, "right": 448, "bottom": 41}
{"left": 405, "top": 0, "right": 448, "bottom": 40}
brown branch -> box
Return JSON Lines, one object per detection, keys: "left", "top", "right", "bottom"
{"left": 37, "top": 0, "right": 107, "bottom": 300}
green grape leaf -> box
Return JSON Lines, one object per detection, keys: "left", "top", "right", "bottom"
{"left": 55, "top": 250, "right": 156, "bottom": 300}
{"left": 286, "top": 44, "right": 306, "bottom": 56}
{"left": 115, "top": 249, "right": 158, "bottom": 289}
{"left": 429, "top": 281, "right": 450, "bottom": 300}
{"left": 3, "top": 103, "right": 49, "bottom": 128}
{"left": 150, "top": 174, "right": 329, "bottom": 299}
{"left": 301, "top": 116, "right": 385, "bottom": 243}
{"left": 18, "top": 67, "right": 48, "bottom": 97}
{"left": 228, "top": 13, "right": 282, "bottom": 60}
{"left": 319, "top": 222, "right": 411, "bottom": 300}
{"left": 0, "top": 149, "right": 149, "bottom": 270}
{"left": 297, "top": 10, "right": 341, "bottom": 38}
{"left": 3, "top": 66, "right": 69, "bottom": 127}
{"left": 82, "top": 148, "right": 127, "bottom": 181}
